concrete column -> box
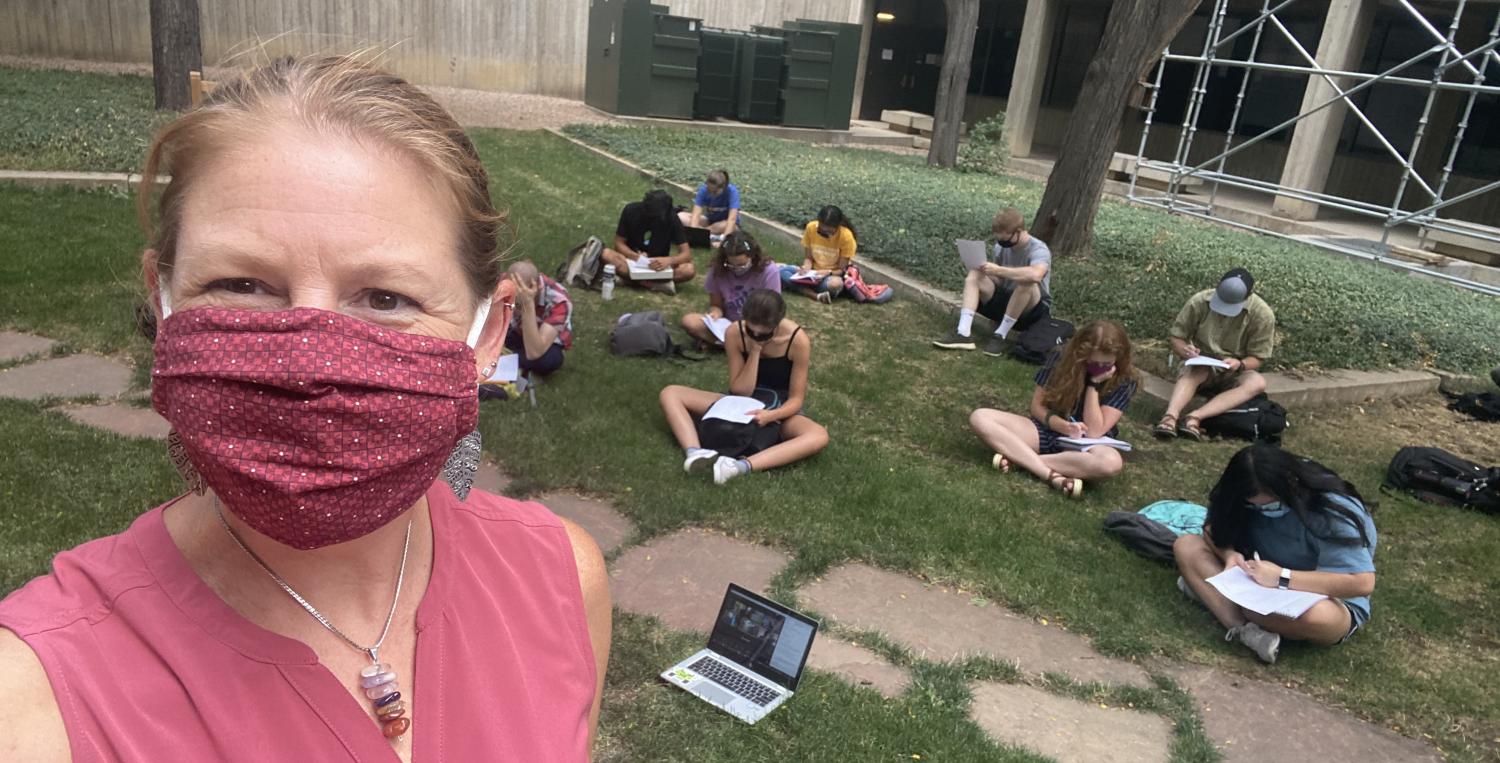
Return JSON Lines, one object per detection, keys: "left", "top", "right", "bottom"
{"left": 1272, "top": 0, "right": 1376, "bottom": 221}
{"left": 1006, "top": 0, "right": 1059, "bottom": 158}
{"left": 850, "top": 0, "right": 876, "bottom": 121}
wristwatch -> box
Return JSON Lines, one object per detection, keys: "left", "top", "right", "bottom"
{"left": 1278, "top": 568, "right": 1292, "bottom": 590}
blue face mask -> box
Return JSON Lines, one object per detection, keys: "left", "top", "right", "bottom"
{"left": 1253, "top": 501, "right": 1289, "bottom": 518}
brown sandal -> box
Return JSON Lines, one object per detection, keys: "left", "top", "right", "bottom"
{"left": 1154, "top": 414, "right": 1179, "bottom": 439}
{"left": 1047, "top": 471, "right": 1083, "bottom": 498}
{"left": 1179, "top": 415, "right": 1206, "bottom": 441}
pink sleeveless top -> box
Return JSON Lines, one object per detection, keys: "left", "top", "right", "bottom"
{"left": 0, "top": 483, "right": 597, "bottom": 762}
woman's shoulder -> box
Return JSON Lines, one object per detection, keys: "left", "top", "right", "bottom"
{"left": 0, "top": 629, "right": 69, "bottom": 762}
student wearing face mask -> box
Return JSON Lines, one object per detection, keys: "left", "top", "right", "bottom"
{"left": 1174, "top": 445, "right": 1378, "bottom": 664}
{"left": 681, "top": 230, "right": 780, "bottom": 349}
{"left": 934, "top": 206, "right": 1052, "bottom": 355}
{"left": 660, "top": 289, "right": 828, "bottom": 484}
{"left": 783, "top": 205, "right": 857, "bottom": 303}
{"left": 969, "top": 320, "right": 1137, "bottom": 498}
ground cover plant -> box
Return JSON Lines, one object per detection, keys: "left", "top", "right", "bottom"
{"left": 0, "top": 66, "right": 170, "bottom": 173}
{"left": 2, "top": 119, "right": 1498, "bottom": 758}
{"left": 564, "top": 124, "right": 1500, "bottom": 377}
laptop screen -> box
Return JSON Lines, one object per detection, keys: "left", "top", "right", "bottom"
{"left": 707, "top": 584, "right": 819, "bottom": 691}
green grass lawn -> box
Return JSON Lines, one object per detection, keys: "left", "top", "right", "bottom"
{"left": 0, "top": 66, "right": 172, "bottom": 173}
{"left": 564, "top": 124, "right": 1500, "bottom": 377}
{"left": 3, "top": 125, "right": 1498, "bottom": 760}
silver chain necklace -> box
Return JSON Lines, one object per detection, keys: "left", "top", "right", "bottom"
{"left": 213, "top": 499, "right": 415, "bottom": 739}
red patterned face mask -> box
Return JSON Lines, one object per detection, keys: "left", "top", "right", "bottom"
{"left": 151, "top": 307, "right": 480, "bottom": 549}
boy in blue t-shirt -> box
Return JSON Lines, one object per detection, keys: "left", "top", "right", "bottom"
{"left": 678, "top": 169, "right": 741, "bottom": 243}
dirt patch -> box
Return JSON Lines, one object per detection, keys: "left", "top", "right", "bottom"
{"left": 1304, "top": 393, "right": 1500, "bottom": 465}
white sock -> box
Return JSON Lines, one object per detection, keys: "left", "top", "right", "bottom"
{"left": 995, "top": 315, "right": 1018, "bottom": 339}
{"left": 956, "top": 309, "right": 974, "bottom": 337}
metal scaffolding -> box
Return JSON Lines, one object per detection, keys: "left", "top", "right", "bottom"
{"left": 1126, "top": 0, "right": 1500, "bottom": 295}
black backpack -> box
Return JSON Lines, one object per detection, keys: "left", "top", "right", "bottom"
{"left": 1009, "top": 318, "right": 1075, "bottom": 365}
{"left": 1447, "top": 391, "right": 1500, "bottom": 422}
{"left": 1385, "top": 446, "right": 1500, "bottom": 514}
{"left": 1201, "top": 393, "right": 1287, "bottom": 443}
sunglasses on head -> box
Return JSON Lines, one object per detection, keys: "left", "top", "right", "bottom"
{"left": 746, "top": 327, "right": 775, "bottom": 342}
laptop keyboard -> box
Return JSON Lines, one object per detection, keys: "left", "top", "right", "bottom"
{"left": 688, "top": 656, "right": 780, "bottom": 706}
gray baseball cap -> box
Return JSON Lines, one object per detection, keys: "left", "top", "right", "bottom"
{"left": 1209, "top": 268, "right": 1255, "bottom": 317}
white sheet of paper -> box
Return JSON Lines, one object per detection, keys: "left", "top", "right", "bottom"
{"left": 701, "top": 315, "right": 732, "bottom": 344}
{"left": 955, "top": 239, "right": 988, "bottom": 270}
{"left": 1184, "top": 356, "right": 1232, "bottom": 369}
{"left": 702, "top": 395, "right": 766, "bottom": 424}
{"left": 1206, "top": 567, "right": 1327, "bottom": 618}
{"left": 486, "top": 354, "right": 520, "bottom": 383}
{"left": 1057, "top": 435, "right": 1133, "bottom": 452}
{"left": 628, "top": 256, "right": 672, "bottom": 280}
{"left": 790, "top": 270, "right": 822, "bottom": 285}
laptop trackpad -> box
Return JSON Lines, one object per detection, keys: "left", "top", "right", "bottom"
{"left": 695, "top": 682, "right": 738, "bottom": 707}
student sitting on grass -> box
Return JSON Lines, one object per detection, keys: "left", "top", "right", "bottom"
{"left": 479, "top": 260, "right": 571, "bottom": 401}
{"left": 782, "top": 205, "right": 857, "bottom": 304}
{"left": 681, "top": 231, "right": 780, "bottom": 349}
{"left": 677, "top": 169, "right": 741, "bottom": 242}
{"left": 1155, "top": 267, "right": 1275, "bottom": 440}
{"left": 968, "top": 320, "right": 1138, "bottom": 498}
{"left": 660, "top": 289, "right": 829, "bottom": 485}
{"left": 934, "top": 206, "right": 1052, "bottom": 355}
{"left": 1174, "top": 444, "right": 1378, "bottom": 664}
{"left": 602, "top": 189, "right": 696, "bottom": 294}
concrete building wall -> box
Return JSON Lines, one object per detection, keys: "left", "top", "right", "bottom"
{"left": 0, "top": 0, "right": 861, "bottom": 97}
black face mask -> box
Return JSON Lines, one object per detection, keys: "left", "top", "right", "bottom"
{"left": 995, "top": 233, "right": 1020, "bottom": 249}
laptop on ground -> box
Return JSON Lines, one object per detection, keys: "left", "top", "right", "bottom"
{"left": 661, "top": 584, "right": 819, "bottom": 724}
{"left": 685, "top": 225, "right": 714, "bottom": 248}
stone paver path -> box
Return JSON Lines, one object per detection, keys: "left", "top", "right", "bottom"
{"left": 800, "top": 563, "right": 1150, "bottom": 688}
{"left": 611, "top": 528, "right": 789, "bottom": 633}
{"left": 535, "top": 492, "right": 635, "bottom": 554}
{"left": 0, "top": 331, "right": 57, "bottom": 363}
{"left": 62, "top": 403, "right": 169, "bottom": 439}
{"left": 473, "top": 460, "right": 512, "bottom": 495}
{"left": 1168, "top": 666, "right": 1441, "bottom": 762}
{"left": 970, "top": 682, "right": 1173, "bottom": 763}
{"left": 0, "top": 354, "right": 132, "bottom": 400}
{"left": 804, "top": 637, "right": 910, "bottom": 699}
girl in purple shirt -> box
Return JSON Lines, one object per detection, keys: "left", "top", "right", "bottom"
{"left": 681, "top": 230, "right": 781, "bottom": 348}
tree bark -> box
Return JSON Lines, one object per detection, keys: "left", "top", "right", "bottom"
{"left": 1032, "top": 0, "right": 1201, "bottom": 256}
{"left": 149, "top": 0, "right": 203, "bottom": 111}
{"left": 927, "top": 0, "right": 982, "bottom": 168}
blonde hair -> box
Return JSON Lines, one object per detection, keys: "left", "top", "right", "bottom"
{"left": 137, "top": 55, "right": 506, "bottom": 299}
{"left": 991, "top": 207, "right": 1025, "bottom": 235}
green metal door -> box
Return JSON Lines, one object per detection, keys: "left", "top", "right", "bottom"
{"left": 648, "top": 14, "right": 701, "bottom": 119}
{"left": 777, "top": 28, "right": 837, "bottom": 128}
{"left": 695, "top": 29, "right": 742, "bottom": 119}
{"left": 737, "top": 33, "right": 784, "bottom": 124}
{"left": 785, "top": 19, "right": 860, "bottom": 130}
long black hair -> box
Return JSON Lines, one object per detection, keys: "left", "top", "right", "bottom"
{"left": 815, "top": 205, "right": 856, "bottom": 240}
{"left": 1207, "top": 444, "right": 1375, "bottom": 553}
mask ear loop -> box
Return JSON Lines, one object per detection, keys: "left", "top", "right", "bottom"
{"left": 159, "top": 284, "right": 174, "bottom": 319}
{"left": 465, "top": 299, "right": 491, "bottom": 348}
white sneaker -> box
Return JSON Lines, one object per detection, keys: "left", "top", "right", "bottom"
{"left": 648, "top": 280, "right": 677, "bottom": 295}
{"left": 712, "top": 456, "right": 747, "bottom": 485}
{"left": 683, "top": 448, "right": 718, "bottom": 475}
{"left": 1227, "top": 621, "right": 1281, "bottom": 664}
{"left": 1177, "top": 576, "right": 1203, "bottom": 605}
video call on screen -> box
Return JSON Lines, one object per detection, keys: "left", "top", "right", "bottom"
{"left": 713, "top": 592, "right": 814, "bottom": 682}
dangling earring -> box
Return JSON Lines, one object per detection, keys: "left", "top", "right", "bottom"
{"left": 166, "top": 429, "right": 207, "bottom": 496}
{"left": 441, "top": 430, "right": 482, "bottom": 500}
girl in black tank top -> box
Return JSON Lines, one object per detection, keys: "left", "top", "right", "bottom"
{"left": 657, "top": 288, "right": 830, "bottom": 485}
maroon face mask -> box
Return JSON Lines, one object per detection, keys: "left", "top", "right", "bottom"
{"left": 151, "top": 307, "right": 479, "bottom": 549}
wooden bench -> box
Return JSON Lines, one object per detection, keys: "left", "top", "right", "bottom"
{"left": 189, "top": 70, "right": 217, "bottom": 108}
{"left": 1108, "top": 152, "right": 1204, "bottom": 193}
{"left": 1424, "top": 219, "right": 1500, "bottom": 266}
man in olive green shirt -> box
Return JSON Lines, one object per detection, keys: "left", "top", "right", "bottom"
{"left": 1156, "top": 268, "right": 1275, "bottom": 440}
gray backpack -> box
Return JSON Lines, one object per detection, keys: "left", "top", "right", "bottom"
{"left": 609, "top": 312, "right": 674, "bottom": 356}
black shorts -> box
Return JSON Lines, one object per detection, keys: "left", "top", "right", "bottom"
{"left": 978, "top": 285, "right": 1051, "bottom": 329}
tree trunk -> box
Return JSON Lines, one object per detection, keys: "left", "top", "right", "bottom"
{"left": 149, "top": 0, "right": 203, "bottom": 111}
{"left": 927, "top": 0, "right": 982, "bottom": 168}
{"left": 1032, "top": 0, "right": 1201, "bottom": 256}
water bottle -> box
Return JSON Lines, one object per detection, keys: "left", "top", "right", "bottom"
{"left": 601, "top": 264, "right": 617, "bottom": 301}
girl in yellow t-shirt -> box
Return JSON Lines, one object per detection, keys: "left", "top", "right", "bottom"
{"left": 782, "top": 205, "right": 857, "bottom": 304}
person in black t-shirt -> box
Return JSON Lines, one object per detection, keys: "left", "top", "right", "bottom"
{"left": 602, "top": 189, "right": 696, "bottom": 293}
